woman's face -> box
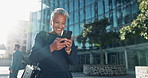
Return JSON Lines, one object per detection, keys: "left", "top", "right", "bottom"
{"left": 51, "top": 14, "right": 66, "bottom": 36}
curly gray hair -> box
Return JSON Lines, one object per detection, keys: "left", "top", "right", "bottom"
{"left": 50, "top": 8, "right": 69, "bottom": 20}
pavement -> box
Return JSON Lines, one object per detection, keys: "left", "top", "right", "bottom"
{"left": 0, "top": 66, "right": 136, "bottom": 78}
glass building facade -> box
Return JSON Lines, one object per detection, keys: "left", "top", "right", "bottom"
{"left": 30, "top": 0, "right": 148, "bottom": 70}
{"left": 40, "top": 0, "right": 139, "bottom": 49}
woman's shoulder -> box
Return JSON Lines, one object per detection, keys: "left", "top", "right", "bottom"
{"left": 37, "top": 31, "right": 57, "bottom": 37}
{"left": 35, "top": 31, "right": 58, "bottom": 41}
{"left": 37, "top": 31, "right": 48, "bottom": 37}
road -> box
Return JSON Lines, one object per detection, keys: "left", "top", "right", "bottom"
{"left": 0, "top": 66, "right": 135, "bottom": 78}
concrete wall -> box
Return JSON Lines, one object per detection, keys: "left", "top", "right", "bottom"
{"left": 83, "top": 64, "right": 126, "bottom": 76}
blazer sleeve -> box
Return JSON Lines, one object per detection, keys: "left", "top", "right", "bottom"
{"left": 29, "top": 31, "right": 55, "bottom": 63}
{"left": 66, "top": 41, "right": 79, "bottom": 66}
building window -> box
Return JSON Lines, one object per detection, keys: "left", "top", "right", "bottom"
{"left": 50, "top": 0, "right": 54, "bottom": 8}
{"left": 69, "top": 1, "right": 73, "bottom": 12}
{"left": 91, "top": 4, "right": 94, "bottom": 18}
{"left": 63, "top": 0, "right": 67, "bottom": 3}
{"left": 98, "top": 0, "right": 103, "bottom": 16}
{"left": 104, "top": 0, "right": 109, "bottom": 13}
{"left": 74, "top": 0, "right": 78, "bottom": 11}
{"left": 69, "top": 25, "right": 73, "bottom": 31}
{"left": 80, "top": 22, "right": 84, "bottom": 34}
{"left": 80, "top": 9, "right": 84, "bottom": 22}
{"left": 79, "top": 54, "right": 90, "bottom": 64}
{"left": 64, "top": 2, "right": 68, "bottom": 11}
{"left": 117, "top": 8, "right": 123, "bottom": 26}
{"left": 85, "top": 6, "right": 91, "bottom": 20}
{"left": 124, "top": 3, "right": 132, "bottom": 24}
{"left": 74, "top": 24, "right": 79, "bottom": 36}
{"left": 69, "top": 13, "right": 74, "bottom": 25}
{"left": 59, "top": 0, "right": 64, "bottom": 5}
{"left": 80, "top": 0, "right": 84, "bottom": 9}
{"left": 85, "top": 0, "right": 94, "bottom": 6}
{"left": 55, "top": 0, "right": 59, "bottom": 7}
{"left": 74, "top": 11, "right": 79, "bottom": 23}
{"left": 131, "top": 1, "right": 139, "bottom": 19}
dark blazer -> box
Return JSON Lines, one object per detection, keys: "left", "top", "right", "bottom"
{"left": 29, "top": 31, "right": 79, "bottom": 78}
{"left": 9, "top": 50, "right": 24, "bottom": 71}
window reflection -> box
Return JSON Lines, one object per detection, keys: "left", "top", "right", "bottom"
{"left": 74, "top": 11, "right": 79, "bottom": 23}
{"left": 85, "top": 6, "right": 91, "bottom": 20}
{"left": 98, "top": 0, "right": 103, "bottom": 16}
{"left": 69, "top": 1, "right": 73, "bottom": 12}
{"left": 74, "top": 0, "right": 78, "bottom": 11}
{"left": 80, "top": 0, "right": 84, "bottom": 9}
{"left": 41, "top": 0, "right": 139, "bottom": 49}
{"left": 69, "top": 13, "right": 73, "bottom": 25}
{"left": 80, "top": 9, "right": 84, "bottom": 22}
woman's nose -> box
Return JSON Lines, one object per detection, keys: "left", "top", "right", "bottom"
{"left": 58, "top": 23, "right": 64, "bottom": 27}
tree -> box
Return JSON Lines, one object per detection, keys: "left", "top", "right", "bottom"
{"left": 76, "top": 32, "right": 87, "bottom": 50}
{"left": 82, "top": 24, "right": 94, "bottom": 49}
{"left": 82, "top": 18, "right": 110, "bottom": 65}
{"left": 120, "top": 0, "right": 148, "bottom": 40}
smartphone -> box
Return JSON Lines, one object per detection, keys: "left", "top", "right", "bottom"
{"left": 61, "top": 30, "right": 72, "bottom": 39}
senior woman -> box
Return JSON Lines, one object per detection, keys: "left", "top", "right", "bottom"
{"left": 29, "top": 8, "right": 78, "bottom": 78}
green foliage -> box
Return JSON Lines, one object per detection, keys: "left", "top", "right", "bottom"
{"left": 94, "top": 43, "right": 100, "bottom": 47}
{"left": 83, "top": 18, "right": 110, "bottom": 65}
{"left": 83, "top": 18, "right": 110, "bottom": 46}
{"left": 76, "top": 32, "right": 87, "bottom": 48}
{"left": 76, "top": 18, "right": 111, "bottom": 50}
{"left": 77, "top": 18, "right": 122, "bottom": 65}
{"left": 120, "top": 0, "right": 148, "bottom": 40}
{"left": 76, "top": 17, "right": 121, "bottom": 48}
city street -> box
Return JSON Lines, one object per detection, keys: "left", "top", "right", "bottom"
{"left": 0, "top": 0, "right": 146, "bottom": 78}
{"left": 0, "top": 66, "right": 135, "bottom": 78}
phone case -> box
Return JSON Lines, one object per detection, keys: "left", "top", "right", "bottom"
{"left": 61, "top": 30, "right": 72, "bottom": 39}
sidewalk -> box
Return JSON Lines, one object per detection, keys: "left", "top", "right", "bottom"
{"left": 0, "top": 66, "right": 23, "bottom": 78}
{"left": 72, "top": 71, "right": 135, "bottom": 78}
{"left": 0, "top": 66, "right": 135, "bottom": 78}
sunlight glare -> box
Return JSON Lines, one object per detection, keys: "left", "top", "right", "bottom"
{"left": 0, "top": 0, "right": 41, "bottom": 44}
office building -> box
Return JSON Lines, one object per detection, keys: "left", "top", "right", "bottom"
{"left": 30, "top": 0, "right": 148, "bottom": 70}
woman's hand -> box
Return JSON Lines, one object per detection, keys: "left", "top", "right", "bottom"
{"left": 50, "top": 38, "right": 67, "bottom": 52}
{"left": 10, "top": 69, "right": 13, "bottom": 73}
{"left": 65, "top": 38, "right": 73, "bottom": 55}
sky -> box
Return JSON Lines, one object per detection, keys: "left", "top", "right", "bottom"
{"left": 0, "top": 0, "right": 41, "bottom": 44}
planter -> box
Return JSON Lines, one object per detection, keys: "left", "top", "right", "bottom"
{"left": 135, "top": 66, "right": 148, "bottom": 78}
{"left": 83, "top": 64, "right": 126, "bottom": 76}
